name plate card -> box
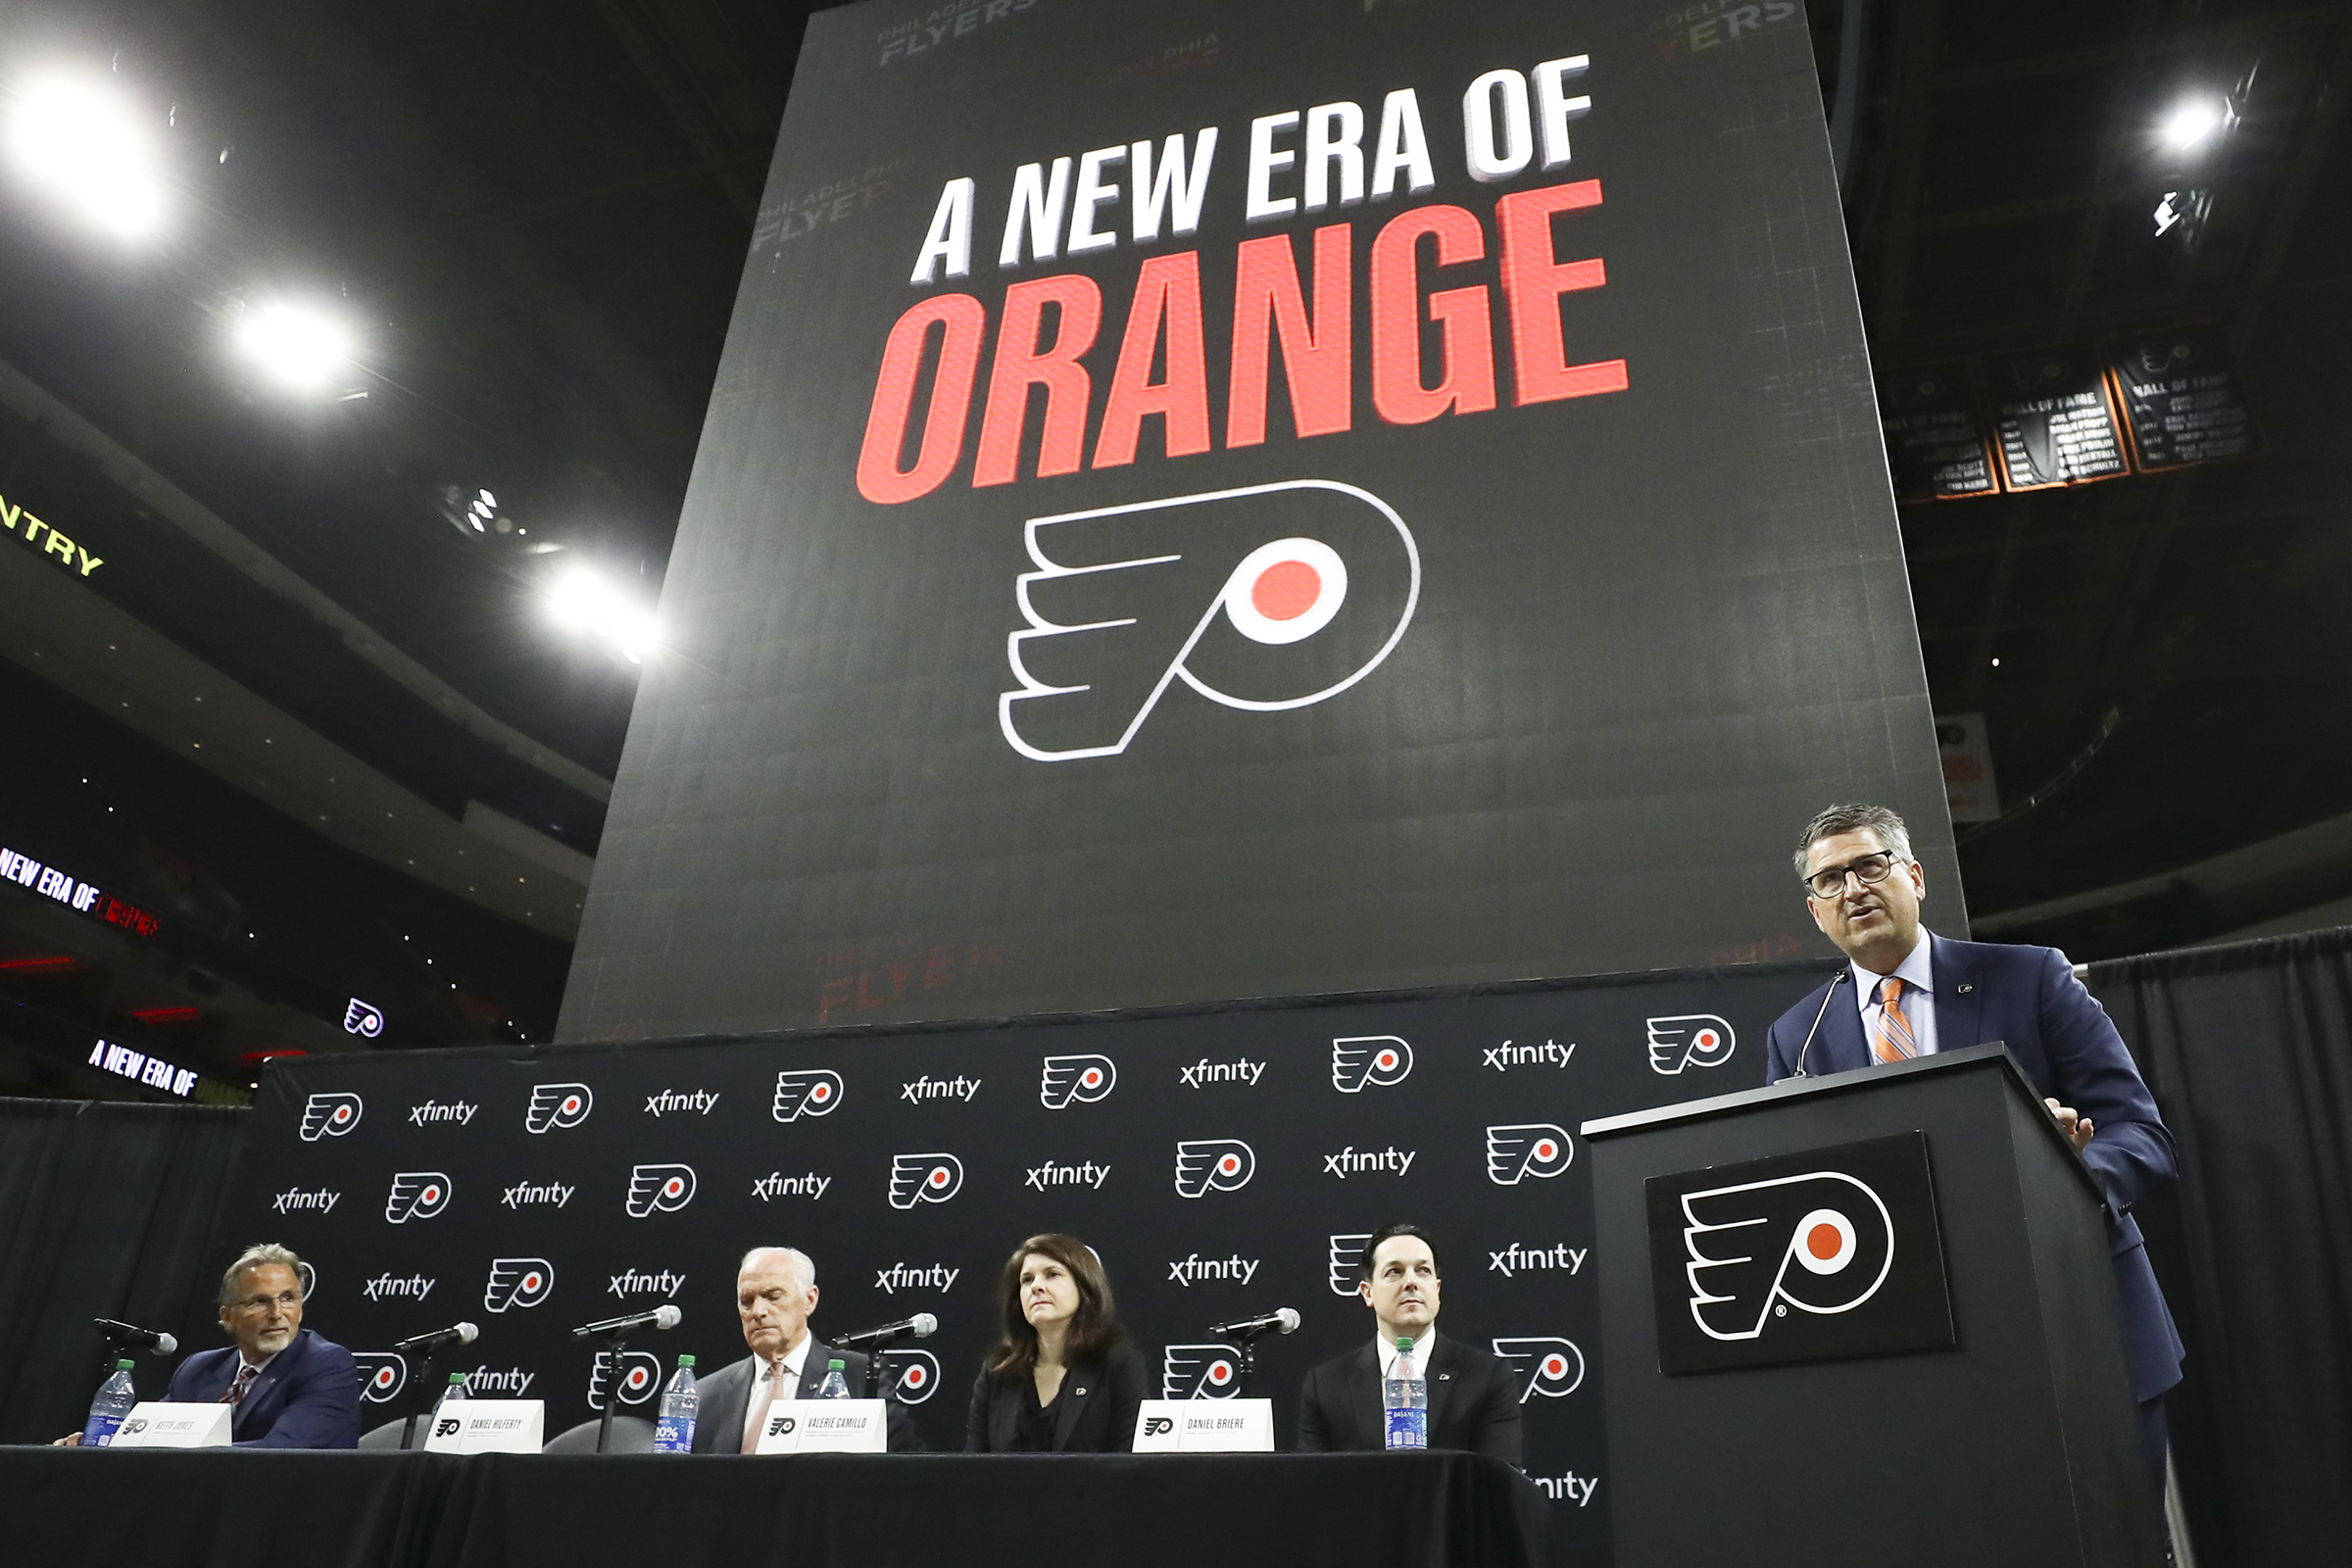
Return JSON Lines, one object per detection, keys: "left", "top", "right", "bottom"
{"left": 753, "top": 1399, "right": 888, "bottom": 1454}
{"left": 1132, "top": 1398, "right": 1275, "bottom": 1453}
{"left": 108, "top": 1402, "right": 232, "bottom": 1448}
{"left": 420, "top": 1398, "right": 545, "bottom": 1453}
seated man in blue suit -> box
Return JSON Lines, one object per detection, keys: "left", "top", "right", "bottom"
{"left": 161, "top": 1243, "right": 361, "bottom": 1447}
{"left": 1764, "top": 803, "right": 2184, "bottom": 1486}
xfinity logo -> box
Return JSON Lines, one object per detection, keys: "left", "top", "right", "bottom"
{"left": 1323, "top": 1145, "right": 1415, "bottom": 1179}
{"left": 409, "top": 1100, "right": 477, "bottom": 1127}
{"left": 875, "top": 1263, "right": 959, "bottom": 1295}
{"left": 644, "top": 1089, "right": 720, "bottom": 1117}
{"left": 298, "top": 1092, "right": 363, "bottom": 1141}
{"left": 271, "top": 1186, "right": 340, "bottom": 1215}
{"left": 624, "top": 1163, "right": 697, "bottom": 1217}
{"left": 1166, "top": 1253, "right": 1258, "bottom": 1287}
{"left": 1327, "top": 1233, "right": 1373, "bottom": 1296}
{"left": 1331, "top": 1036, "right": 1412, "bottom": 1092}
{"left": 609, "top": 1269, "right": 687, "bottom": 1299}
{"left": 1533, "top": 1472, "right": 1600, "bottom": 1507}
{"left": 502, "top": 1180, "right": 574, "bottom": 1209}
{"left": 1024, "top": 1159, "right": 1110, "bottom": 1191}
{"left": 484, "top": 1258, "right": 555, "bottom": 1313}
{"left": 772, "top": 1069, "right": 844, "bottom": 1122}
{"left": 525, "top": 1083, "right": 594, "bottom": 1133}
{"left": 1487, "top": 1124, "right": 1574, "bottom": 1185}
{"left": 1173, "top": 1139, "right": 1254, "bottom": 1198}
{"left": 1489, "top": 1243, "right": 1587, "bottom": 1277}
{"left": 1180, "top": 1056, "right": 1264, "bottom": 1089}
{"left": 384, "top": 1172, "right": 453, "bottom": 1224}
{"left": 588, "top": 1349, "right": 660, "bottom": 1410}
{"left": 1493, "top": 1336, "right": 1586, "bottom": 1401}
{"left": 461, "top": 1366, "right": 536, "bottom": 1397}
{"left": 1161, "top": 1343, "right": 1245, "bottom": 1399}
{"left": 1483, "top": 1038, "right": 1576, "bottom": 1072}
{"left": 887, "top": 1153, "right": 964, "bottom": 1208}
{"left": 752, "top": 1171, "right": 832, "bottom": 1201}
{"left": 902, "top": 1074, "right": 982, "bottom": 1103}
{"left": 1040, "top": 1054, "right": 1115, "bottom": 1108}
{"left": 1647, "top": 1014, "right": 1737, "bottom": 1074}
{"left": 881, "top": 1348, "right": 941, "bottom": 1404}
{"left": 353, "top": 1352, "right": 407, "bottom": 1403}
{"left": 1682, "top": 1172, "right": 1893, "bottom": 1341}
{"left": 362, "top": 1273, "right": 435, "bottom": 1303}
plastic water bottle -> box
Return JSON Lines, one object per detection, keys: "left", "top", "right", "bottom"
{"left": 431, "top": 1372, "right": 467, "bottom": 1434}
{"left": 653, "top": 1355, "right": 698, "bottom": 1452}
{"left": 1382, "top": 1338, "right": 1428, "bottom": 1449}
{"left": 815, "top": 1358, "right": 851, "bottom": 1399}
{"left": 82, "top": 1360, "right": 137, "bottom": 1446}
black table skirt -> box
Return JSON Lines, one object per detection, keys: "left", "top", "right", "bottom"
{"left": 11, "top": 1448, "right": 1549, "bottom": 1568}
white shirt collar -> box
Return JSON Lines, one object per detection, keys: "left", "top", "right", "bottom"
{"left": 1851, "top": 927, "right": 1934, "bottom": 1004}
{"left": 760, "top": 1333, "right": 813, "bottom": 1391}
{"left": 1375, "top": 1329, "right": 1438, "bottom": 1377}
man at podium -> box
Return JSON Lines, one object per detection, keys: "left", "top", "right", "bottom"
{"left": 1765, "top": 803, "right": 2186, "bottom": 1479}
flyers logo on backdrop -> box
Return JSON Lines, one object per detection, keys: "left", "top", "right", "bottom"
{"left": 525, "top": 1083, "right": 594, "bottom": 1133}
{"left": 1327, "top": 1233, "right": 1373, "bottom": 1297}
{"left": 352, "top": 1352, "right": 408, "bottom": 1404}
{"left": 296, "top": 1261, "right": 317, "bottom": 1298}
{"left": 1000, "top": 480, "right": 1421, "bottom": 761}
{"left": 1173, "top": 1139, "right": 1254, "bottom": 1198}
{"left": 588, "top": 1349, "right": 662, "bottom": 1410}
{"left": 1162, "top": 1344, "right": 1246, "bottom": 1399}
{"left": 384, "top": 1172, "right": 453, "bottom": 1224}
{"left": 484, "top": 1258, "right": 555, "bottom": 1313}
{"left": 1040, "top": 1054, "right": 1116, "bottom": 1109}
{"left": 888, "top": 1153, "right": 965, "bottom": 1208}
{"left": 881, "top": 1348, "right": 942, "bottom": 1404}
{"left": 299, "top": 1092, "right": 363, "bottom": 1141}
{"left": 772, "top": 1069, "right": 845, "bottom": 1122}
{"left": 1492, "top": 1337, "right": 1586, "bottom": 1402}
{"left": 625, "top": 1164, "right": 698, "bottom": 1217}
{"left": 1331, "top": 1036, "right": 1413, "bottom": 1093}
{"left": 1487, "top": 1124, "right": 1574, "bottom": 1185}
{"left": 1682, "top": 1172, "right": 1894, "bottom": 1341}
{"left": 1646, "top": 1014, "right": 1737, "bottom": 1075}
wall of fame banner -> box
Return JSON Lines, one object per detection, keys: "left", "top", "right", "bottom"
{"left": 555, "top": 0, "right": 1955, "bottom": 1040}
{"left": 222, "top": 962, "right": 1832, "bottom": 1563}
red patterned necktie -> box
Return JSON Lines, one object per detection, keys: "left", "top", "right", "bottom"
{"left": 221, "top": 1364, "right": 260, "bottom": 1405}
{"left": 1873, "top": 977, "right": 1919, "bottom": 1063}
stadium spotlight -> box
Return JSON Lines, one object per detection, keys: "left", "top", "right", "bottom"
{"left": 2155, "top": 94, "right": 2232, "bottom": 154}
{"left": 231, "top": 301, "right": 358, "bottom": 392}
{"left": 5, "top": 67, "right": 169, "bottom": 240}
{"left": 546, "top": 564, "right": 659, "bottom": 664}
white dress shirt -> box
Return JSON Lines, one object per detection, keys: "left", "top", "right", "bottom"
{"left": 1375, "top": 1329, "right": 1438, "bottom": 1380}
{"left": 739, "top": 1335, "right": 812, "bottom": 1448}
{"left": 1852, "top": 928, "right": 1940, "bottom": 1058}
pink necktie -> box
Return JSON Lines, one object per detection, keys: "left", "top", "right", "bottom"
{"left": 1873, "top": 977, "right": 1919, "bottom": 1063}
{"left": 740, "top": 1364, "right": 779, "bottom": 1453}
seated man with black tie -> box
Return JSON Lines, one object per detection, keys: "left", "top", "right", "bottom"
{"left": 691, "top": 1246, "right": 919, "bottom": 1452}
{"left": 163, "top": 1243, "right": 360, "bottom": 1447}
{"left": 1296, "top": 1224, "right": 1521, "bottom": 1463}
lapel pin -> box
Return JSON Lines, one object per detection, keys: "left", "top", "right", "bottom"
{"left": 1956, "top": 983, "right": 1974, "bottom": 994}
{"left": 1074, "top": 1387, "right": 1088, "bottom": 1396}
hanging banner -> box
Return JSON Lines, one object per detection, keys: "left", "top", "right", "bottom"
{"left": 1986, "top": 345, "right": 2130, "bottom": 492}
{"left": 2109, "top": 325, "right": 2261, "bottom": 472}
{"left": 1878, "top": 365, "right": 1997, "bottom": 503}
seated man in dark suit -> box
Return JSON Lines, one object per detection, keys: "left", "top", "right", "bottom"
{"left": 162, "top": 1243, "right": 360, "bottom": 1447}
{"left": 1296, "top": 1224, "right": 1521, "bottom": 1463}
{"left": 692, "top": 1246, "right": 919, "bottom": 1452}
{"left": 1764, "top": 803, "right": 2185, "bottom": 1485}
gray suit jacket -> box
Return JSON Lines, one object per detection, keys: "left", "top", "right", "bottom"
{"left": 689, "top": 1340, "right": 920, "bottom": 1452}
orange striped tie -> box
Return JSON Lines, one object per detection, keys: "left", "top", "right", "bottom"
{"left": 1873, "top": 977, "right": 1918, "bottom": 1063}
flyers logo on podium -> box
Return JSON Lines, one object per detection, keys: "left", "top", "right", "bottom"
{"left": 1040, "top": 1054, "right": 1116, "bottom": 1108}
{"left": 888, "top": 1152, "right": 964, "bottom": 1208}
{"left": 625, "top": 1164, "right": 697, "bottom": 1217}
{"left": 353, "top": 1352, "right": 409, "bottom": 1403}
{"left": 1492, "top": 1337, "right": 1585, "bottom": 1402}
{"left": 484, "top": 1258, "right": 555, "bottom": 1313}
{"left": 1173, "top": 1139, "right": 1254, "bottom": 1198}
{"left": 773, "top": 1069, "right": 845, "bottom": 1122}
{"left": 1331, "top": 1036, "right": 1413, "bottom": 1093}
{"left": 1161, "top": 1343, "right": 1245, "bottom": 1399}
{"left": 1646, "top": 1014, "right": 1737, "bottom": 1074}
{"left": 525, "top": 1083, "right": 593, "bottom": 1133}
{"left": 384, "top": 1172, "right": 453, "bottom": 1224}
{"left": 299, "top": 1092, "right": 363, "bottom": 1141}
{"left": 1487, "top": 1124, "right": 1574, "bottom": 1185}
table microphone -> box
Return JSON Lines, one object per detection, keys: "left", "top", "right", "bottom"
{"left": 834, "top": 1312, "right": 938, "bottom": 1349}
{"left": 95, "top": 1318, "right": 177, "bottom": 1355}
{"left": 569, "top": 1304, "right": 682, "bottom": 1340}
{"left": 392, "top": 1322, "right": 480, "bottom": 1354}
{"left": 1789, "top": 970, "right": 1852, "bottom": 1078}
{"left": 1209, "top": 1307, "right": 1300, "bottom": 1338}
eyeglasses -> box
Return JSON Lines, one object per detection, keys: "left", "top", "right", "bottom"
{"left": 1803, "top": 851, "right": 1908, "bottom": 900}
{"left": 230, "top": 1290, "right": 302, "bottom": 1314}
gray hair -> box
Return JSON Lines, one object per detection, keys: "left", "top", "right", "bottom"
{"left": 219, "top": 1243, "right": 304, "bottom": 1305}
{"left": 1793, "top": 804, "right": 1914, "bottom": 879}
{"left": 738, "top": 1247, "right": 815, "bottom": 1290}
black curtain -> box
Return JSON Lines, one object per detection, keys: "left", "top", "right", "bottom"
{"left": 0, "top": 1097, "right": 251, "bottom": 1442}
{"left": 2086, "top": 929, "right": 2352, "bottom": 1568}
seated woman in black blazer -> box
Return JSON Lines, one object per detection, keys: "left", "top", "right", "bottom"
{"left": 964, "top": 1232, "right": 1148, "bottom": 1452}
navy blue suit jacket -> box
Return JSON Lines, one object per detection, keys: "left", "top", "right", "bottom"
{"left": 1764, "top": 934, "right": 2185, "bottom": 1401}
{"left": 163, "top": 1328, "right": 362, "bottom": 1447}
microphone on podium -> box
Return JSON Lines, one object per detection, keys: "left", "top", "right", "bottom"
{"left": 834, "top": 1312, "right": 938, "bottom": 1349}
{"left": 1208, "top": 1307, "right": 1300, "bottom": 1339}
{"left": 391, "top": 1321, "right": 480, "bottom": 1354}
{"left": 1788, "top": 969, "right": 1853, "bottom": 1079}
{"left": 569, "top": 1304, "right": 682, "bottom": 1340}
{"left": 94, "top": 1318, "right": 177, "bottom": 1355}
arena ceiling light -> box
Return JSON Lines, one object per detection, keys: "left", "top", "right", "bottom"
{"left": 4, "top": 68, "right": 170, "bottom": 240}
{"left": 545, "top": 564, "right": 659, "bottom": 664}
{"left": 2155, "top": 94, "right": 2234, "bottom": 154}
{"left": 231, "top": 301, "right": 359, "bottom": 393}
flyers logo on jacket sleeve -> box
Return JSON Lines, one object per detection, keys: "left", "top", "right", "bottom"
{"left": 1331, "top": 1036, "right": 1413, "bottom": 1093}
{"left": 1487, "top": 1124, "right": 1574, "bottom": 1185}
{"left": 525, "top": 1083, "right": 594, "bottom": 1133}
{"left": 888, "top": 1153, "right": 964, "bottom": 1208}
{"left": 1173, "top": 1139, "right": 1254, "bottom": 1198}
{"left": 484, "top": 1258, "right": 555, "bottom": 1313}
{"left": 1492, "top": 1337, "right": 1586, "bottom": 1401}
{"left": 1646, "top": 1014, "right": 1737, "bottom": 1074}
{"left": 1161, "top": 1344, "right": 1245, "bottom": 1399}
{"left": 625, "top": 1164, "right": 697, "bottom": 1217}
{"left": 772, "top": 1069, "right": 845, "bottom": 1122}
{"left": 1682, "top": 1172, "right": 1893, "bottom": 1341}
{"left": 1040, "top": 1054, "right": 1116, "bottom": 1108}
{"left": 299, "top": 1092, "right": 363, "bottom": 1141}
{"left": 384, "top": 1172, "right": 453, "bottom": 1224}
{"left": 1000, "top": 480, "right": 1420, "bottom": 760}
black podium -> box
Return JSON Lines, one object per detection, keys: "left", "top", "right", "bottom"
{"left": 1580, "top": 1044, "right": 2163, "bottom": 1568}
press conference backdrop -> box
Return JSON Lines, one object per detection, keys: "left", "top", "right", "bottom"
{"left": 224, "top": 963, "right": 1827, "bottom": 1561}
{"left": 556, "top": 0, "right": 1956, "bottom": 1041}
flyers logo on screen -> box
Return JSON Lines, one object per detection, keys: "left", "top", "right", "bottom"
{"left": 587, "top": 1349, "right": 661, "bottom": 1411}
{"left": 1682, "top": 1172, "right": 1894, "bottom": 1341}
{"left": 625, "top": 1164, "right": 697, "bottom": 1217}
{"left": 1331, "top": 1036, "right": 1413, "bottom": 1093}
{"left": 881, "top": 1348, "right": 942, "bottom": 1404}
{"left": 1161, "top": 1343, "right": 1246, "bottom": 1399}
{"left": 1173, "top": 1139, "right": 1254, "bottom": 1198}
{"left": 298, "top": 1091, "right": 363, "bottom": 1141}
{"left": 1646, "top": 1014, "right": 1737, "bottom": 1075}
{"left": 1000, "top": 480, "right": 1421, "bottom": 761}
{"left": 525, "top": 1083, "right": 594, "bottom": 1133}
{"left": 1492, "top": 1337, "right": 1586, "bottom": 1402}
{"left": 887, "top": 1152, "right": 964, "bottom": 1209}
{"left": 352, "top": 1352, "right": 408, "bottom": 1404}
{"left": 773, "top": 1069, "right": 845, "bottom": 1122}
{"left": 384, "top": 1172, "right": 454, "bottom": 1224}
{"left": 1487, "top": 1125, "right": 1574, "bottom": 1185}
{"left": 484, "top": 1258, "right": 555, "bottom": 1313}
{"left": 1040, "top": 1054, "right": 1116, "bottom": 1109}
{"left": 1327, "top": 1233, "right": 1373, "bottom": 1297}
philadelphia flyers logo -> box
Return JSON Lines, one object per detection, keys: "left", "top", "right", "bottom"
{"left": 1681, "top": 1172, "right": 1894, "bottom": 1341}
{"left": 625, "top": 1164, "right": 697, "bottom": 1217}
{"left": 1486, "top": 1124, "right": 1573, "bottom": 1185}
{"left": 1040, "top": 1054, "right": 1116, "bottom": 1109}
{"left": 1327, "top": 1232, "right": 1373, "bottom": 1296}
{"left": 772, "top": 1069, "right": 845, "bottom": 1122}
{"left": 525, "top": 1083, "right": 593, "bottom": 1133}
{"left": 1161, "top": 1343, "right": 1245, "bottom": 1399}
{"left": 1491, "top": 1337, "right": 1585, "bottom": 1401}
{"left": 1000, "top": 480, "right": 1419, "bottom": 760}
{"left": 1173, "top": 1139, "right": 1254, "bottom": 1198}
{"left": 352, "top": 1352, "right": 409, "bottom": 1403}
{"left": 1646, "top": 1014, "right": 1737, "bottom": 1074}
{"left": 299, "top": 1092, "right": 363, "bottom": 1141}
{"left": 882, "top": 1348, "right": 941, "bottom": 1404}
{"left": 1331, "top": 1036, "right": 1413, "bottom": 1093}
{"left": 587, "top": 1349, "right": 661, "bottom": 1410}
{"left": 384, "top": 1172, "right": 453, "bottom": 1224}
{"left": 888, "top": 1152, "right": 964, "bottom": 1208}
{"left": 483, "top": 1258, "right": 554, "bottom": 1313}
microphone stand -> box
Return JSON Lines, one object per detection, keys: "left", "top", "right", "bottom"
{"left": 856, "top": 1329, "right": 916, "bottom": 1400}
{"left": 595, "top": 1328, "right": 633, "bottom": 1455}
{"left": 400, "top": 1340, "right": 450, "bottom": 1452}
{"left": 1225, "top": 1325, "right": 1283, "bottom": 1398}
